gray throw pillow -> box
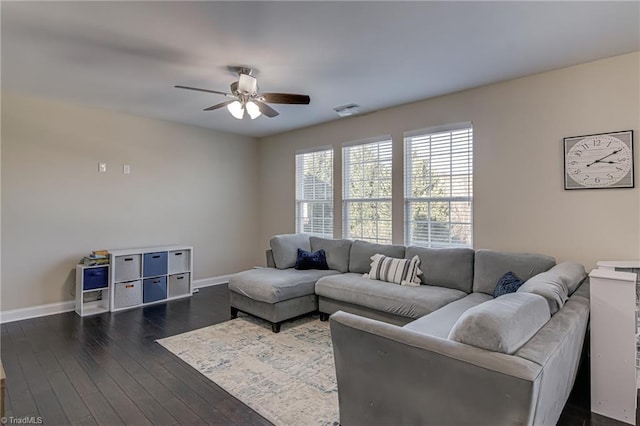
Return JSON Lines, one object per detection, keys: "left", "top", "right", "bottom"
{"left": 448, "top": 292, "right": 551, "bottom": 355}
{"left": 270, "top": 234, "right": 311, "bottom": 269}
{"left": 549, "top": 261, "right": 587, "bottom": 295}
{"left": 309, "top": 237, "right": 352, "bottom": 272}
{"left": 518, "top": 271, "right": 569, "bottom": 315}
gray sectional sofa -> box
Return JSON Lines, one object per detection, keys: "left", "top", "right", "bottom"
{"left": 228, "top": 234, "right": 589, "bottom": 425}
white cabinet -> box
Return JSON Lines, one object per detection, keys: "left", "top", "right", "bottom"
{"left": 590, "top": 261, "right": 639, "bottom": 425}
{"left": 75, "top": 265, "right": 110, "bottom": 316}
{"left": 109, "top": 245, "right": 193, "bottom": 312}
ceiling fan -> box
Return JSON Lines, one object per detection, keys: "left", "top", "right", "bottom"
{"left": 175, "top": 67, "right": 310, "bottom": 120}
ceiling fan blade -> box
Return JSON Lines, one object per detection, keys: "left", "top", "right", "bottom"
{"left": 255, "top": 101, "right": 279, "bottom": 118}
{"left": 203, "top": 100, "right": 235, "bottom": 111}
{"left": 261, "top": 93, "right": 310, "bottom": 104}
{"left": 175, "top": 85, "right": 231, "bottom": 96}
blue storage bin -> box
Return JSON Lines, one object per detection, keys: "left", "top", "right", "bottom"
{"left": 143, "top": 276, "right": 167, "bottom": 303}
{"left": 143, "top": 252, "right": 168, "bottom": 277}
{"left": 83, "top": 266, "right": 109, "bottom": 290}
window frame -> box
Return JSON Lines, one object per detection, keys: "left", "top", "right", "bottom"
{"left": 404, "top": 123, "right": 473, "bottom": 248}
{"left": 342, "top": 136, "right": 393, "bottom": 244}
{"left": 295, "top": 146, "right": 334, "bottom": 239}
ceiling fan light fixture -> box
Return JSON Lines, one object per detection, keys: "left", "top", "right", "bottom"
{"left": 176, "top": 66, "right": 308, "bottom": 120}
{"left": 245, "top": 101, "right": 262, "bottom": 119}
{"left": 227, "top": 100, "right": 244, "bottom": 119}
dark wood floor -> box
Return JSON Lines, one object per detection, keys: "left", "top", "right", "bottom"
{"left": 1, "top": 284, "right": 636, "bottom": 426}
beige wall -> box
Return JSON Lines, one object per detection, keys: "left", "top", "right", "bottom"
{"left": 1, "top": 94, "right": 259, "bottom": 311}
{"left": 258, "top": 52, "right": 640, "bottom": 271}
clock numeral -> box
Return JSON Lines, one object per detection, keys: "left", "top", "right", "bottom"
{"left": 593, "top": 139, "right": 601, "bottom": 146}
{"left": 594, "top": 177, "right": 601, "bottom": 184}
{"left": 616, "top": 166, "right": 624, "bottom": 171}
{"left": 573, "top": 169, "right": 581, "bottom": 175}
{"left": 607, "top": 141, "right": 612, "bottom": 147}
{"left": 580, "top": 143, "right": 589, "bottom": 150}
{"left": 607, "top": 173, "right": 614, "bottom": 179}
{"left": 570, "top": 161, "right": 577, "bottom": 165}
{"left": 573, "top": 150, "right": 582, "bottom": 157}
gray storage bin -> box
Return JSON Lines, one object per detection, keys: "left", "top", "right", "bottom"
{"left": 168, "top": 250, "right": 191, "bottom": 274}
{"left": 168, "top": 273, "right": 191, "bottom": 297}
{"left": 114, "top": 254, "right": 141, "bottom": 282}
{"left": 114, "top": 280, "right": 142, "bottom": 308}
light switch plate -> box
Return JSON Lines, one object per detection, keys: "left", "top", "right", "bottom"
{"left": 98, "top": 162, "right": 107, "bottom": 172}
{"left": 123, "top": 164, "right": 131, "bottom": 174}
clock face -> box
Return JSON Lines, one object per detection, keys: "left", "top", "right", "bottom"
{"left": 565, "top": 134, "right": 633, "bottom": 188}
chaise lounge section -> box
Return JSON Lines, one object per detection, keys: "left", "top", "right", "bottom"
{"left": 229, "top": 234, "right": 349, "bottom": 331}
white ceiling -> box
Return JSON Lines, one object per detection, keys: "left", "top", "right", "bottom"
{"left": 2, "top": 1, "right": 639, "bottom": 138}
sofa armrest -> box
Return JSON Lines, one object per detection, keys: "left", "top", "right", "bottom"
{"left": 330, "top": 311, "right": 543, "bottom": 426}
{"left": 266, "top": 249, "right": 275, "bottom": 268}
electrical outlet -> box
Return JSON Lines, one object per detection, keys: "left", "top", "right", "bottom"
{"left": 98, "top": 162, "right": 107, "bottom": 172}
{"left": 123, "top": 164, "right": 131, "bottom": 174}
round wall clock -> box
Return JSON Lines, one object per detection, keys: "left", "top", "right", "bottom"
{"left": 564, "top": 130, "right": 634, "bottom": 190}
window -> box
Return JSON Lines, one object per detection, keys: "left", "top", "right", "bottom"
{"left": 343, "top": 137, "right": 393, "bottom": 244}
{"left": 404, "top": 123, "right": 473, "bottom": 248}
{"left": 295, "top": 148, "right": 334, "bottom": 238}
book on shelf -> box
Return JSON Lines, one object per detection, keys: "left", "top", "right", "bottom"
{"left": 81, "top": 256, "right": 110, "bottom": 266}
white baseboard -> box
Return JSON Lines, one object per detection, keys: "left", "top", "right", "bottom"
{"left": 1, "top": 275, "right": 231, "bottom": 324}
{"left": 1, "top": 300, "right": 76, "bottom": 324}
{"left": 193, "top": 274, "right": 231, "bottom": 289}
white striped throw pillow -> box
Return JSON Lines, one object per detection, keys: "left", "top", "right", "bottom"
{"left": 364, "top": 254, "right": 422, "bottom": 286}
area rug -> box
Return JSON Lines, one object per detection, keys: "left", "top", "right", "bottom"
{"left": 156, "top": 314, "right": 338, "bottom": 426}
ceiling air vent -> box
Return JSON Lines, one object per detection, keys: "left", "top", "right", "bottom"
{"left": 333, "top": 104, "right": 360, "bottom": 117}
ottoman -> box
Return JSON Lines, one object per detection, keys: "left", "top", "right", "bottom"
{"left": 228, "top": 267, "right": 340, "bottom": 332}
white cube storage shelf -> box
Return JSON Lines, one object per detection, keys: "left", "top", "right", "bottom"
{"left": 76, "top": 264, "right": 111, "bottom": 316}
{"left": 110, "top": 245, "right": 193, "bottom": 312}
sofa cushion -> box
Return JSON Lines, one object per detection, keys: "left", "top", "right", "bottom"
{"left": 548, "top": 261, "right": 587, "bottom": 295}
{"left": 473, "top": 250, "right": 556, "bottom": 295}
{"left": 493, "top": 271, "right": 525, "bottom": 298}
{"left": 406, "top": 246, "right": 474, "bottom": 293}
{"left": 349, "top": 240, "right": 405, "bottom": 274}
{"left": 295, "top": 248, "right": 329, "bottom": 270}
{"left": 448, "top": 292, "right": 551, "bottom": 355}
{"left": 315, "top": 273, "right": 466, "bottom": 319}
{"left": 403, "top": 293, "right": 493, "bottom": 338}
{"left": 229, "top": 267, "right": 339, "bottom": 304}
{"left": 518, "top": 270, "right": 569, "bottom": 315}
{"left": 365, "top": 254, "right": 421, "bottom": 286}
{"left": 310, "top": 237, "right": 352, "bottom": 273}
{"left": 270, "top": 234, "right": 311, "bottom": 269}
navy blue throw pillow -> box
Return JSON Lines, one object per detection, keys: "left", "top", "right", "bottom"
{"left": 493, "top": 271, "right": 525, "bottom": 298}
{"left": 295, "top": 248, "right": 329, "bottom": 270}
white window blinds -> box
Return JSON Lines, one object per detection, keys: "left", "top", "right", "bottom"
{"left": 404, "top": 123, "right": 473, "bottom": 248}
{"left": 295, "top": 148, "right": 334, "bottom": 238}
{"left": 343, "top": 137, "right": 393, "bottom": 244}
